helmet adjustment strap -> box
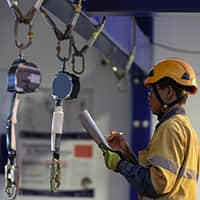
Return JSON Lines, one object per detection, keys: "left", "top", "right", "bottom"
{"left": 152, "top": 84, "right": 168, "bottom": 111}
{"left": 152, "top": 84, "right": 187, "bottom": 114}
{"left": 167, "top": 95, "right": 187, "bottom": 108}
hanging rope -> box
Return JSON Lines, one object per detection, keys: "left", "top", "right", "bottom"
{"left": 40, "top": 0, "right": 83, "bottom": 71}
{"left": 40, "top": 0, "right": 82, "bottom": 41}
{"left": 125, "top": 17, "right": 137, "bottom": 74}
{"left": 40, "top": 3, "right": 106, "bottom": 75}
{"left": 6, "top": 0, "right": 44, "bottom": 23}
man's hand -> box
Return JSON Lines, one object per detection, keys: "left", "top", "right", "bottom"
{"left": 107, "top": 131, "right": 135, "bottom": 162}
{"left": 100, "top": 144, "right": 122, "bottom": 171}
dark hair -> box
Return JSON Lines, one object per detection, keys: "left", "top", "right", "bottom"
{"left": 156, "top": 77, "right": 189, "bottom": 103}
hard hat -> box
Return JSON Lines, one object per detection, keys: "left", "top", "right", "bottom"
{"left": 144, "top": 57, "right": 198, "bottom": 94}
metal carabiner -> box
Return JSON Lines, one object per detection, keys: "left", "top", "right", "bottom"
{"left": 72, "top": 53, "right": 85, "bottom": 75}
{"left": 56, "top": 36, "right": 73, "bottom": 65}
{"left": 49, "top": 99, "right": 64, "bottom": 192}
{"left": 5, "top": 159, "right": 18, "bottom": 200}
{"left": 50, "top": 157, "right": 61, "bottom": 192}
{"left": 14, "top": 20, "right": 33, "bottom": 52}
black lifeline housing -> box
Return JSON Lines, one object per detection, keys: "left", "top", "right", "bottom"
{"left": 52, "top": 71, "right": 80, "bottom": 100}
{"left": 7, "top": 59, "right": 41, "bottom": 93}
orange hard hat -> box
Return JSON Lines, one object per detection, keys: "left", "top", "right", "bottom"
{"left": 144, "top": 57, "right": 198, "bottom": 94}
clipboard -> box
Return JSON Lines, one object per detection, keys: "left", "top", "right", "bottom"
{"left": 79, "top": 109, "right": 111, "bottom": 149}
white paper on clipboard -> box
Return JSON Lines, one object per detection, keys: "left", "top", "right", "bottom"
{"left": 79, "top": 110, "right": 111, "bottom": 149}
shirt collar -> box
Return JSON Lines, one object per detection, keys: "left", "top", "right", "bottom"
{"left": 155, "top": 107, "right": 185, "bottom": 129}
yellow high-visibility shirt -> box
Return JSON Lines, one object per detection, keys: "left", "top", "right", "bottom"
{"left": 139, "top": 114, "right": 200, "bottom": 199}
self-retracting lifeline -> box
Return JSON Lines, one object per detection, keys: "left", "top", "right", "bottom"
{"left": 5, "top": 58, "right": 41, "bottom": 200}
{"left": 40, "top": 2, "right": 106, "bottom": 192}
{"left": 5, "top": 0, "right": 44, "bottom": 199}
{"left": 50, "top": 59, "right": 80, "bottom": 192}
{"left": 40, "top": 1, "right": 82, "bottom": 192}
{"left": 49, "top": 33, "right": 80, "bottom": 192}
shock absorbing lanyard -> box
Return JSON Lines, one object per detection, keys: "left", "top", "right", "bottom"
{"left": 40, "top": 4, "right": 106, "bottom": 75}
{"left": 40, "top": 0, "right": 83, "bottom": 66}
{"left": 5, "top": 1, "right": 44, "bottom": 199}
{"left": 5, "top": 92, "right": 19, "bottom": 200}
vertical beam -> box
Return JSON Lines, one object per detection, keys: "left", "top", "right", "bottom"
{"left": 130, "top": 65, "right": 151, "bottom": 199}
{"left": 129, "top": 16, "right": 153, "bottom": 199}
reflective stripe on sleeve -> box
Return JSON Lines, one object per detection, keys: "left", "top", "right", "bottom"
{"left": 147, "top": 156, "right": 179, "bottom": 174}
{"left": 147, "top": 156, "right": 198, "bottom": 181}
{"left": 178, "top": 167, "right": 199, "bottom": 181}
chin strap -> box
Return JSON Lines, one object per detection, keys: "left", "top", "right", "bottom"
{"left": 152, "top": 85, "right": 187, "bottom": 120}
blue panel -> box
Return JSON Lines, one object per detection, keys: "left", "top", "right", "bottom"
{"left": 135, "top": 17, "right": 153, "bottom": 42}
{"left": 85, "top": 0, "right": 200, "bottom": 15}
{"left": 131, "top": 66, "right": 151, "bottom": 155}
{"left": 93, "top": 16, "right": 153, "bottom": 73}
{"left": 94, "top": 16, "right": 134, "bottom": 52}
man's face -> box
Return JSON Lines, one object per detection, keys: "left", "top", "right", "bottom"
{"left": 148, "top": 85, "right": 162, "bottom": 115}
{"left": 148, "top": 84, "right": 178, "bottom": 116}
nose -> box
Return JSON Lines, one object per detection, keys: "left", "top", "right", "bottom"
{"left": 147, "top": 94, "right": 151, "bottom": 103}
{"left": 147, "top": 88, "right": 152, "bottom": 97}
{"left": 147, "top": 94, "right": 150, "bottom": 100}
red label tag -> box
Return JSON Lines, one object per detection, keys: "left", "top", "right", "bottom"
{"left": 74, "top": 145, "right": 93, "bottom": 158}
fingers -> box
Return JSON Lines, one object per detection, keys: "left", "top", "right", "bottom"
{"left": 106, "top": 131, "right": 126, "bottom": 152}
{"left": 107, "top": 130, "right": 124, "bottom": 142}
{"left": 104, "top": 130, "right": 136, "bottom": 162}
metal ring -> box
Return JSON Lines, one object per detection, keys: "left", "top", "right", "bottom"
{"left": 14, "top": 20, "right": 33, "bottom": 50}
{"left": 72, "top": 53, "right": 85, "bottom": 75}
{"left": 56, "top": 37, "right": 72, "bottom": 64}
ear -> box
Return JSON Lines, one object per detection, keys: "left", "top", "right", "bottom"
{"left": 165, "top": 85, "right": 176, "bottom": 101}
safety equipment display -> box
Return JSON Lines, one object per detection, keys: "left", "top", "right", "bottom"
{"left": 144, "top": 57, "right": 198, "bottom": 94}
{"left": 5, "top": 57, "right": 41, "bottom": 200}
{"left": 50, "top": 70, "right": 80, "bottom": 192}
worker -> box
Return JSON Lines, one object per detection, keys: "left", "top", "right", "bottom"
{"left": 101, "top": 57, "right": 200, "bottom": 199}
